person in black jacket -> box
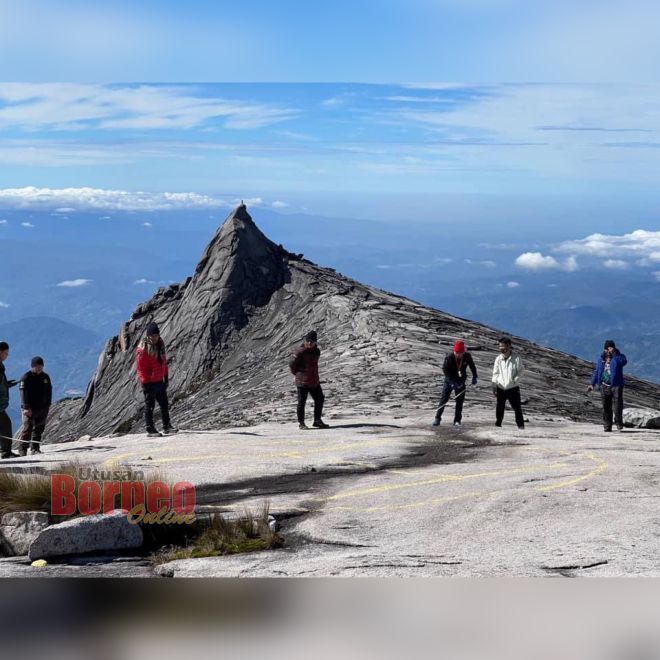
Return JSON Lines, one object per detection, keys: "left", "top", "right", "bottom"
{"left": 0, "top": 341, "right": 19, "bottom": 459}
{"left": 432, "top": 340, "right": 478, "bottom": 427}
{"left": 18, "top": 356, "right": 52, "bottom": 456}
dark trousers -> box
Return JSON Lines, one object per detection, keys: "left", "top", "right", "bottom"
{"left": 0, "top": 411, "right": 12, "bottom": 457}
{"left": 601, "top": 385, "right": 623, "bottom": 430}
{"left": 143, "top": 382, "right": 171, "bottom": 431}
{"left": 495, "top": 386, "right": 525, "bottom": 428}
{"left": 297, "top": 386, "right": 324, "bottom": 424}
{"left": 435, "top": 379, "right": 467, "bottom": 423}
{"left": 19, "top": 407, "right": 49, "bottom": 453}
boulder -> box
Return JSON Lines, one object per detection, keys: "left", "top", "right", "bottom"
{"left": 28, "top": 510, "right": 143, "bottom": 560}
{"left": 622, "top": 408, "right": 660, "bottom": 429}
{"left": 0, "top": 511, "right": 49, "bottom": 556}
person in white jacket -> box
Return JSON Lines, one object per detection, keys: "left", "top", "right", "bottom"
{"left": 491, "top": 336, "right": 525, "bottom": 429}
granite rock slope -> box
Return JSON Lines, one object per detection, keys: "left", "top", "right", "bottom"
{"left": 47, "top": 205, "right": 660, "bottom": 441}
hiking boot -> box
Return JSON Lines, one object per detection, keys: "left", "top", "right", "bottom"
{"left": 298, "top": 423, "right": 308, "bottom": 430}
{"left": 432, "top": 418, "right": 441, "bottom": 427}
{"left": 495, "top": 422, "right": 502, "bottom": 428}
{"left": 17, "top": 449, "right": 27, "bottom": 457}
{"left": 30, "top": 447, "right": 42, "bottom": 455}
{"left": 146, "top": 430, "right": 162, "bottom": 438}
{"left": 312, "top": 420, "right": 330, "bottom": 429}
{"left": 454, "top": 421, "right": 461, "bottom": 427}
{"left": 1, "top": 452, "right": 20, "bottom": 459}
{"left": 604, "top": 427, "right": 612, "bottom": 432}
{"left": 616, "top": 425, "right": 624, "bottom": 431}
{"left": 162, "top": 426, "right": 179, "bottom": 435}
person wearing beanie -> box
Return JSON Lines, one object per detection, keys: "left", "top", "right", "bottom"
{"left": 433, "top": 340, "right": 478, "bottom": 427}
{"left": 289, "top": 330, "right": 329, "bottom": 429}
{"left": 146, "top": 321, "right": 160, "bottom": 336}
{"left": 492, "top": 337, "right": 525, "bottom": 429}
{"left": 587, "top": 339, "right": 628, "bottom": 431}
{"left": 0, "top": 341, "right": 20, "bottom": 459}
{"left": 18, "top": 356, "right": 52, "bottom": 456}
{"left": 136, "top": 321, "right": 177, "bottom": 437}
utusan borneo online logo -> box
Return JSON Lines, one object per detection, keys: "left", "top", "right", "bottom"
{"left": 51, "top": 467, "right": 197, "bottom": 525}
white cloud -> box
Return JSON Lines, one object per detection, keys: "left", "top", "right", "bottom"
{"left": 603, "top": 259, "right": 629, "bottom": 270}
{"left": 654, "top": 272, "right": 660, "bottom": 282}
{"left": 236, "top": 197, "right": 263, "bottom": 206}
{"left": 465, "top": 258, "right": 496, "bottom": 268}
{"left": 56, "top": 278, "right": 92, "bottom": 287}
{"left": 134, "top": 278, "right": 155, "bottom": 285}
{"left": 0, "top": 84, "right": 297, "bottom": 132}
{"left": 272, "top": 200, "right": 288, "bottom": 209}
{"left": 21, "top": 221, "right": 34, "bottom": 228}
{"left": 321, "top": 96, "right": 345, "bottom": 107}
{"left": 380, "top": 95, "right": 459, "bottom": 104}
{"left": 556, "top": 230, "right": 660, "bottom": 262}
{"left": 0, "top": 219, "right": 7, "bottom": 224}
{"left": 479, "top": 242, "right": 521, "bottom": 250}
{"left": 434, "top": 257, "right": 453, "bottom": 264}
{"left": 515, "top": 251, "right": 578, "bottom": 272}
{"left": 506, "top": 281, "right": 520, "bottom": 288}
{"left": 143, "top": 222, "right": 152, "bottom": 227}
{"left": 0, "top": 186, "right": 235, "bottom": 212}
{"left": 402, "top": 83, "right": 476, "bottom": 91}
{"left": 0, "top": 301, "right": 9, "bottom": 308}
{"left": 54, "top": 207, "right": 76, "bottom": 213}
{"left": 515, "top": 252, "right": 557, "bottom": 269}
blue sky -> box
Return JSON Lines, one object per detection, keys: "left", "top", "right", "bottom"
{"left": 2, "top": 82, "right": 660, "bottom": 215}
{"left": 1, "top": 3, "right": 660, "bottom": 283}
{"left": 2, "top": 0, "right": 660, "bottom": 82}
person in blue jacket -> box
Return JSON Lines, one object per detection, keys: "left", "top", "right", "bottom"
{"left": 587, "top": 339, "right": 627, "bottom": 432}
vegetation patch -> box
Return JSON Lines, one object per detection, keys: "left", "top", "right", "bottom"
{"left": 0, "top": 462, "right": 164, "bottom": 522}
{"left": 151, "top": 504, "right": 283, "bottom": 564}
{"left": 0, "top": 469, "right": 52, "bottom": 517}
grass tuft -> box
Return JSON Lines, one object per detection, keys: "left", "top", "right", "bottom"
{"left": 0, "top": 470, "right": 52, "bottom": 517}
{"left": 152, "top": 502, "right": 283, "bottom": 564}
{"left": 0, "top": 461, "right": 164, "bottom": 521}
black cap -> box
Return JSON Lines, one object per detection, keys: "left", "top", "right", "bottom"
{"left": 305, "top": 330, "right": 318, "bottom": 343}
{"left": 604, "top": 339, "right": 616, "bottom": 349}
{"left": 146, "top": 322, "right": 160, "bottom": 336}
{"left": 31, "top": 356, "right": 44, "bottom": 367}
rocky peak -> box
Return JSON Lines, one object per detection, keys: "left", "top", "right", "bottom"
{"left": 193, "top": 203, "right": 286, "bottom": 278}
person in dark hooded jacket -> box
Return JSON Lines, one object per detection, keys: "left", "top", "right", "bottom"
{"left": 432, "top": 340, "right": 478, "bottom": 427}
{"left": 0, "top": 341, "right": 19, "bottom": 459}
{"left": 289, "top": 330, "right": 329, "bottom": 429}
{"left": 587, "top": 339, "right": 627, "bottom": 432}
{"left": 18, "top": 356, "right": 52, "bottom": 456}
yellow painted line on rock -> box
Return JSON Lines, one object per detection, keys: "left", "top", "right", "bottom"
{"left": 326, "top": 490, "right": 487, "bottom": 513}
{"left": 312, "top": 461, "right": 572, "bottom": 503}
{"left": 535, "top": 453, "right": 608, "bottom": 492}
{"left": 321, "top": 452, "right": 608, "bottom": 512}
{"left": 104, "top": 435, "right": 404, "bottom": 468}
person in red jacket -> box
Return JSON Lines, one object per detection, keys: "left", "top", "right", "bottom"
{"left": 289, "top": 330, "right": 329, "bottom": 429}
{"left": 136, "top": 322, "right": 177, "bottom": 437}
